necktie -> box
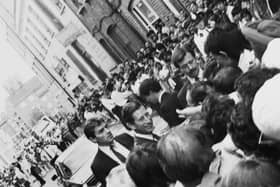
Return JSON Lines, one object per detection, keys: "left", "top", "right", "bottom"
{"left": 110, "top": 144, "right": 126, "bottom": 163}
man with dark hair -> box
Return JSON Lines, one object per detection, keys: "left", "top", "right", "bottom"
{"left": 84, "top": 119, "right": 134, "bottom": 187}
{"left": 122, "top": 101, "right": 158, "bottom": 148}
{"left": 139, "top": 79, "right": 184, "bottom": 127}
{"left": 126, "top": 146, "right": 172, "bottom": 187}
{"left": 171, "top": 45, "right": 201, "bottom": 86}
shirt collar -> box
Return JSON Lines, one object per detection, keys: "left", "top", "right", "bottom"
{"left": 158, "top": 91, "right": 166, "bottom": 104}
{"left": 135, "top": 132, "right": 155, "bottom": 141}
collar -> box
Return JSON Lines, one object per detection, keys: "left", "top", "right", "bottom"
{"left": 98, "top": 140, "right": 116, "bottom": 149}
{"left": 158, "top": 91, "right": 166, "bottom": 104}
{"left": 135, "top": 132, "right": 155, "bottom": 141}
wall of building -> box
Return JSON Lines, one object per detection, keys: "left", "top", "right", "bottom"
{"left": 64, "top": 0, "right": 145, "bottom": 64}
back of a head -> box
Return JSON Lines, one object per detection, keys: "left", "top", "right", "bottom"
{"left": 212, "top": 66, "right": 242, "bottom": 94}
{"left": 205, "top": 27, "right": 225, "bottom": 56}
{"left": 189, "top": 81, "right": 214, "bottom": 106}
{"left": 205, "top": 28, "right": 250, "bottom": 61}
{"left": 139, "top": 78, "right": 161, "bottom": 98}
{"left": 202, "top": 94, "right": 235, "bottom": 143}
{"left": 126, "top": 146, "right": 171, "bottom": 187}
{"left": 235, "top": 67, "right": 280, "bottom": 105}
{"left": 222, "top": 159, "right": 280, "bottom": 187}
{"left": 157, "top": 125, "right": 214, "bottom": 184}
{"left": 228, "top": 102, "right": 260, "bottom": 154}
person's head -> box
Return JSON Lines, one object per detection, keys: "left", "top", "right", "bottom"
{"left": 202, "top": 94, "right": 235, "bottom": 143}
{"left": 235, "top": 68, "right": 280, "bottom": 106}
{"left": 187, "top": 81, "right": 214, "bottom": 106}
{"left": 228, "top": 102, "right": 260, "bottom": 155}
{"left": 213, "top": 0, "right": 226, "bottom": 13}
{"left": 84, "top": 118, "right": 114, "bottom": 146}
{"left": 171, "top": 46, "right": 199, "bottom": 79}
{"left": 147, "top": 30, "right": 157, "bottom": 42}
{"left": 157, "top": 124, "right": 214, "bottom": 185}
{"left": 231, "top": 6, "right": 242, "bottom": 23}
{"left": 229, "top": 102, "right": 280, "bottom": 160}
{"left": 240, "top": 8, "right": 252, "bottom": 24}
{"left": 212, "top": 66, "right": 242, "bottom": 94}
{"left": 205, "top": 28, "right": 250, "bottom": 61}
{"left": 127, "top": 146, "right": 171, "bottom": 187}
{"left": 139, "top": 79, "right": 162, "bottom": 104}
{"left": 222, "top": 159, "right": 280, "bottom": 187}
{"left": 122, "top": 102, "right": 154, "bottom": 134}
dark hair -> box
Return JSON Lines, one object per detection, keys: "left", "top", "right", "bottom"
{"left": 203, "top": 60, "right": 222, "bottom": 81}
{"left": 84, "top": 118, "right": 103, "bottom": 139}
{"left": 228, "top": 103, "right": 260, "bottom": 154}
{"left": 157, "top": 126, "right": 214, "bottom": 184}
{"left": 222, "top": 160, "right": 280, "bottom": 187}
{"left": 188, "top": 81, "right": 214, "bottom": 105}
{"left": 147, "top": 30, "right": 156, "bottom": 38}
{"left": 231, "top": 6, "right": 242, "bottom": 17}
{"left": 171, "top": 45, "right": 195, "bottom": 68}
{"left": 235, "top": 68, "right": 280, "bottom": 106}
{"left": 121, "top": 101, "right": 142, "bottom": 130}
{"left": 171, "top": 46, "right": 186, "bottom": 67}
{"left": 205, "top": 28, "right": 251, "bottom": 61}
{"left": 202, "top": 94, "right": 235, "bottom": 143}
{"left": 230, "top": 102, "right": 280, "bottom": 160}
{"left": 139, "top": 79, "right": 162, "bottom": 97}
{"left": 212, "top": 66, "right": 242, "bottom": 94}
{"left": 240, "top": 8, "right": 252, "bottom": 20}
{"left": 126, "top": 146, "right": 171, "bottom": 187}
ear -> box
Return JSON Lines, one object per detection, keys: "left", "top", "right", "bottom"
{"left": 127, "top": 123, "right": 136, "bottom": 131}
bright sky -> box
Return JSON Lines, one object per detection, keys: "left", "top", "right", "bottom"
{"left": 0, "top": 20, "right": 34, "bottom": 112}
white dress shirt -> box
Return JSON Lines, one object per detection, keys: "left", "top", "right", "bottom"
{"left": 99, "top": 141, "right": 130, "bottom": 165}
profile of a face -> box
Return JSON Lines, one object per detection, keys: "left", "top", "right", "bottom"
{"left": 93, "top": 122, "right": 114, "bottom": 145}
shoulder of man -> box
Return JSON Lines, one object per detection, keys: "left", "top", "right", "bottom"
{"left": 115, "top": 133, "right": 134, "bottom": 150}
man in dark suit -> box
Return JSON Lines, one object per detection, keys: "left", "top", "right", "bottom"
{"left": 121, "top": 101, "right": 159, "bottom": 148}
{"left": 84, "top": 118, "right": 134, "bottom": 187}
{"left": 139, "top": 79, "right": 185, "bottom": 127}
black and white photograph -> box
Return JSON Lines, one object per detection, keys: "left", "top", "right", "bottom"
{"left": 0, "top": 0, "right": 280, "bottom": 186}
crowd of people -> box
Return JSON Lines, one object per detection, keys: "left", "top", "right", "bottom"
{"left": 0, "top": 122, "right": 70, "bottom": 186}
{"left": 3, "top": 0, "right": 280, "bottom": 186}
{"left": 79, "top": 0, "right": 280, "bottom": 187}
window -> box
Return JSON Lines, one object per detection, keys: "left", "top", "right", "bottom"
{"left": 24, "top": 35, "right": 45, "bottom": 60}
{"left": 51, "top": 0, "right": 65, "bottom": 14}
{"left": 28, "top": 6, "right": 55, "bottom": 38}
{"left": 25, "top": 27, "right": 48, "bottom": 54}
{"left": 163, "top": 0, "right": 185, "bottom": 17}
{"left": 132, "top": 0, "right": 159, "bottom": 30}
{"left": 27, "top": 18, "right": 51, "bottom": 47}
{"left": 54, "top": 58, "right": 70, "bottom": 82}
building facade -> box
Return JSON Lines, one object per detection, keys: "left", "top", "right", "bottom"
{"left": 0, "top": 0, "right": 123, "bottom": 101}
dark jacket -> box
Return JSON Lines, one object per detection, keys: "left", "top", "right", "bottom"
{"left": 159, "top": 92, "right": 185, "bottom": 127}
{"left": 90, "top": 133, "right": 134, "bottom": 187}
